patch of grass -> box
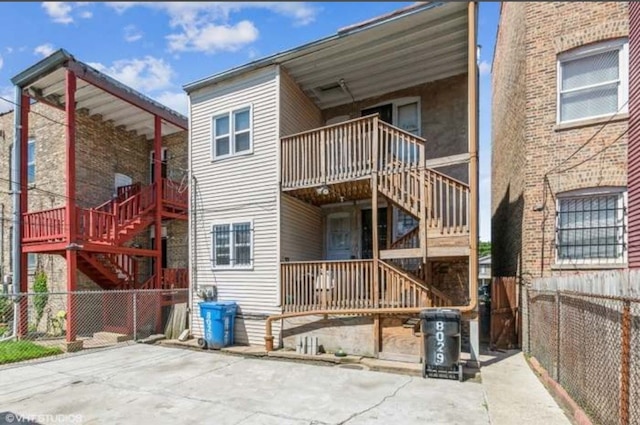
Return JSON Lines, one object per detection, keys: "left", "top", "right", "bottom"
{"left": 0, "top": 340, "right": 63, "bottom": 365}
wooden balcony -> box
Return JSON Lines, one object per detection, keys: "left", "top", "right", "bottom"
{"left": 281, "top": 259, "right": 451, "bottom": 314}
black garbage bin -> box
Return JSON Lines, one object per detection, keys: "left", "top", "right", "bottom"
{"left": 420, "top": 308, "right": 463, "bottom": 381}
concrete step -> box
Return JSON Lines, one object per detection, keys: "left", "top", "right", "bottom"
{"left": 92, "top": 332, "right": 132, "bottom": 344}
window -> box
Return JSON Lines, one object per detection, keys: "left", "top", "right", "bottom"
{"left": 211, "top": 221, "right": 253, "bottom": 269}
{"left": 27, "top": 139, "right": 35, "bottom": 184}
{"left": 27, "top": 254, "right": 36, "bottom": 270}
{"left": 558, "top": 39, "right": 628, "bottom": 123}
{"left": 394, "top": 208, "right": 418, "bottom": 240}
{"left": 8, "top": 143, "right": 12, "bottom": 190}
{"left": 556, "top": 189, "right": 626, "bottom": 263}
{"left": 212, "top": 107, "right": 252, "bottom": 159}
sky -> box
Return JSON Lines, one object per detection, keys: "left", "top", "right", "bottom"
{"left": 0, "top": 2, "right": 500, "bottom": 241}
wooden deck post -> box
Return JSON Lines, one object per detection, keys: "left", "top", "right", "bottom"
{"left": 372, "top": 116, "right": 381, "bottom": 355}
{"left": 419, "top": 142, "right": 427, "bottom": 265}
{"left": 65, "top": 69, "right": 78, "bottom": 343}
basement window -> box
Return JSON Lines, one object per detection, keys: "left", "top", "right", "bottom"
{"left": 211, "top": 106, "right": 252, "bottom": 160}
{"left": 557, "top": 39, "right": 628, "bottom": 123}
{"left": 556, "top": 188, "right": 627, "bottom": 264}
{"left": 211, "top": 221, "right": 253, "bottom": 269}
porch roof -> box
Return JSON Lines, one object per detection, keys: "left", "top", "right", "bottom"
{"left": 11, "top": 49, "right": 187, "bottom": 139}
{"left": 184, "top": 2, "right": 469, "bottom": 109}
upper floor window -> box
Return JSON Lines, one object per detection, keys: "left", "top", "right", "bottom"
{"left": 27, "top": 139, "right": 35, "bottom": 184}
{"left": 212, "top": 106, "right": 252, "bottom": 160}
{"left": 558, "top": 39, "right": 628, "bottom": 124}
{"left": 211, "top": 221, "right": 253, "bottom": 269}
{"left": 556, "top": 188, "right": 626, "bottom": 264}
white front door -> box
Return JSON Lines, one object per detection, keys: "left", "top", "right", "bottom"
{"left": 326, "top": 213, "right": 352, "bottom": 260}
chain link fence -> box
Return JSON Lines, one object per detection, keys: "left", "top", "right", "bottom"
{"left": 527, "top": 271, "right": 640, "bottom": 425}
{"left": 0, "top": 289, "right": 188, "bottom": 366}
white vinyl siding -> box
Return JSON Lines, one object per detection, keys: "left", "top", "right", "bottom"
{"left": 557, "top": 39, "right": 629, "bottom": 123}
{"left": 279, "top": 69, "right": 322, "bottom": 137}
{"left": 280, "top": 194, "right": 323, "bottom": 261}
{"left": 189, "top": 66, "right": 280, "bottom": 345}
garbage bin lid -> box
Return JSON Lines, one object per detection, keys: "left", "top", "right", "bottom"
{"left": 419, "top": 308, "right": 460, "bottom": 320}
{"left": 199, "top": 301, "right": 238, "bottom": 308}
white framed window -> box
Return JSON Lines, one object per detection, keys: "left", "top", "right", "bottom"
{"left": 211, "top": 221, "right": 253, "bottom": 269}
{"left": 211, "top": 106, "right": 252, "bottom": 160}
{"left": 556, "top": 187, "right": 627, "bottom": 264}
{"left": 557, "top": 38, "right": 628, "bottom": 124}
{"left": 27, "top": 139, "right": 35, "bottom": 184}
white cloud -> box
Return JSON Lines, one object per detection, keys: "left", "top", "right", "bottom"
{"left": 166, "top": 20, "right": 258, "bottom": 53}
{"left": 5, "top": 47, "right": 13, "bottom": 54}
{"left": 123, "top": 24, "right": 143, "bottom": 42}
{"left": 153, "top": 91, "right": 188, "bottom": 116}
{"left": 34, "top": 43, "right": 56, "bottom": 58}
{"left": 0, "top": 86, "right": 14, "bottom": 114}
{"left": 87, "top": 56, "right": 175, "bottom": 92}
{"left": 42, "top": 2, "right": 93, "bottom": 24}
{"left": 0, "top": 54, "right": 3, "bottom": 70}
{"left": 479, "top": 60, "right": 491, "bottom": 76}
{"left": 105, "top": 2, "right": 318, "bottom": 53}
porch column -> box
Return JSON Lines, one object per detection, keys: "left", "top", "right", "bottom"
{"left": 16, "top": 92, "right": 29, "bottom": 337}
{"left": 65, "top": 69, "right": 78, "bottom": 343}
{"left": 371, "top": 116, "right": 381, "bottom": 355}
{"left": 154, "top": 115, "right": 163, "bottom": 290}
{"left": 467, "top": 1, "right": 480, "bottom": 367}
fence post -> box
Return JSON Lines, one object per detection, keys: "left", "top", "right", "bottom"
{"left": 620, "top": 299, "right": 631, "bottom": 425}
{"left": 556, "top": 290, "right": 561, "bottom": 382}
{"left": 133, "top": 291, "right": 137, "bottom": 342}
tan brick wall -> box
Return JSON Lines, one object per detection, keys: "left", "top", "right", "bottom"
{"left": 492, "top": 2, "right": 629, "bottom": 282}
{"left": 322, "top": 74, "right": 469, "bottom": 182}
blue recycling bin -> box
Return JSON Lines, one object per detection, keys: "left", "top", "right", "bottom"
{"left": 199, "top": 301, "right": 237, "bottom": 349}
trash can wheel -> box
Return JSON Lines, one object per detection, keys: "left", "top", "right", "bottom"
{"left": 458, "top": 364, "right": 464, "bottom": 382}
{"left": 197, "top": 338, "right": 207, "bottom": 349}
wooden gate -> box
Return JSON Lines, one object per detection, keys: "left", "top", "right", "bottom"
{"left": 490, "top": 277, "right": 519, "bottom": 349}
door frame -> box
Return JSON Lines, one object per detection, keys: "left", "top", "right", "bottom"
{"left": 325, "top": 212, "right": 352, "bottom": 260}
{"left": 362, "top": 96, "right": 422, "bottom": 136}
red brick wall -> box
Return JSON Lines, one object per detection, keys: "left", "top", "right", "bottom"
{"left": 493, "top": 2, "right": 629, "bottom": 280}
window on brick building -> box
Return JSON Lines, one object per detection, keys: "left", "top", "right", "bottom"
{"left": 557, "top": 39, "right": 628, "bottom": 123}
{"left": 556, "top": 188, "right": 627, "bottom": 264}
{"left": 27, "top": 139, "right": 35, "bottom": 184}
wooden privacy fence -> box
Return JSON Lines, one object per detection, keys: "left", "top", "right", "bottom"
{"left": 490, "top": 277, "right": 519, "bottom": 349}
{"left": 528, "top": 271, "right": 640, "bottom": 425}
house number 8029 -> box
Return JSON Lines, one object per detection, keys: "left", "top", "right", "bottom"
{"left": 435, "top": 321, "right": 445, "bottom": 364}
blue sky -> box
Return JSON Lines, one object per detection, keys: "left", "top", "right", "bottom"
{"left": 0, "top": 2, "right": 499, "bottom": 241}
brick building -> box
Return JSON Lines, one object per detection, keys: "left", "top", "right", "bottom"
{"left": 492, "top": 2, "right": 629, "bottom": 282}
{"left": 0, "top": 50, "right": 189, "bottom": 344}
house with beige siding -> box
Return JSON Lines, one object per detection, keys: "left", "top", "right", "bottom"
{"left": 186, "top": 2, "right": 480, "bottom": 362}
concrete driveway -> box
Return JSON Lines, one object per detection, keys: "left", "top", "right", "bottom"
{"left": 0, "top": 344, "right": 490, "bottom": 425}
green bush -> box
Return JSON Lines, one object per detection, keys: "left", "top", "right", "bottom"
{"left": 33, "top": 270, "right": 49, "bottom": 327}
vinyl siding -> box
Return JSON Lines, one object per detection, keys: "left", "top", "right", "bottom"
{"left": 629, "top": 2, "right": 640, "bottom": 268}
{"left": 279, "top": 68, "right": 322, "bottom": 137}
{"left": 280, "top": 194, "right": 323, "bottom": 261}
{"left": 189, "top": 66, "right": 281, "bottom": 345}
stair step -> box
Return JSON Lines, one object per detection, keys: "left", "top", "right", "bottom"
{"left": 403, "top": 317, "right": 420, "bottom": 329}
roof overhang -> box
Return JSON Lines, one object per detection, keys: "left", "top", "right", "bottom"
{"left": 12, "top": 49, "right": 187, "bottom": 139}
{"left": 184, "top": 2, "right": 469, "bottom": 109}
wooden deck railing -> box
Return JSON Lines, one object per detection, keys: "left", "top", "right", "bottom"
{"left": 76, "top": 208, "right": 116, "bottom": 243}
{"left": 426, "top": 169, "right": 469, "bottom": 235}
{"left": 22, "top": 207, "right": 67, "bottom": 243}
{"left": 281, "top": 259, "right": 451, "bottom": 313}
{"left": 281, "top": 115, "right": 426, "bottom": 189}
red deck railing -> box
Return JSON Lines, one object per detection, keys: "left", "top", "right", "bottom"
{"left": 161, "top": 268, "right": 189, "bottom": 289}
{"left": 22, "top": 207, "right": 67, "bottom": 243}
{"left": 162, "top": 178, "right": 188, "bottom": 209}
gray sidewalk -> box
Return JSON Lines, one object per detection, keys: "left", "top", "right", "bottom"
{"left": 481, "top": 349, "right": 571, "bottom": 425}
